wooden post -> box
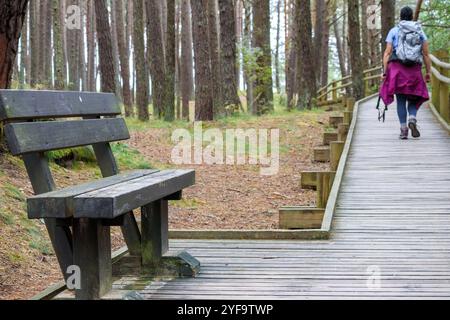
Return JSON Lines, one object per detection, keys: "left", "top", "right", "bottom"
{"left": 343, "top": 111, "right": 353, "bottom": 125}
{"left": 332, "top": 81, "right": 337, "bottom": 102}
{"left": 438, "top": 51, "right": 449, "bottom": 123}
{"left": 338, "top": 123, "right": 349, "bottom": 141}
{"left": 141, "top": 200, "right": 169, "bottom": 268}
{"left": 313, "top": 146, "right": 330, "bottom": 162}
{"left": 73, "top": 218, "right": 112, "bottom": 300}
{"left": 329, "top": 115, "right": 344, "bottom": 128}
{"left": 316, "top": 172, "right": 335, "bottom": 208}
{"left": 279, "top": 207, "right": 325, "bottom": 229}
{"left": 346, "top": 97, "right": 355, "bottom": 112}
{"left": 330, "top": 141, "right": 345, "bottom": 171}
{"left": 364, "top": 77, "right": 369, "bottom": 97}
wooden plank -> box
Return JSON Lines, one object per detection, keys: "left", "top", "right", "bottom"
{"left": 323, "top": 132, "right": 338, "bottom": 145}
{"left": 300, "top": 171, "right": 318, "bottom": 190}
{"left": 313, "top": 146, "right": 330, "bottom": 162}
{"left": 330, "top": 141, "right": 345, "bottom": 171}
{"left": 5, "top": 118, "right": 130, "bottom": 155}
{"left": 329, "top": 115, "right": 344, "bottom": 128}
{"left": 74, "top": 170, "right": 195, "bottom": 218}
{"left": 27, "top": 170, "right": 159, "bottom": 218}
{"left": 279, "top": 207, "right": 324, "bottom": 229}
{"left": 0, "top": 90, "right": 120, "bottom": 120}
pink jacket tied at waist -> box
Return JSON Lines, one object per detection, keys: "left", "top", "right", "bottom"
{"left": 380, "top": 61, "right": 429, "bottom": 108}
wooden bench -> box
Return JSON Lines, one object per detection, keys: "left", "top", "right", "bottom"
{"left": 0, "top": 90, "right": 199, "bottom": 300}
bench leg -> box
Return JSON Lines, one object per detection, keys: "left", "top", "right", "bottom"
{"left": 72, "top": 218, "right": 112, "bottom": 300}
{"left": 141, "top": 200, "right": 200, "bottom": 277}
{"left": 141, "top": 200, "right": 169, "bottom": 267}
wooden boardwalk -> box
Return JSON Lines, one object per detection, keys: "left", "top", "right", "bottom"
{"left": 79, "top": 96, "right": 450, "bottom": 300}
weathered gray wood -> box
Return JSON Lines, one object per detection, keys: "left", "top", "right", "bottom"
{"left": 5, "top": 118, "right": 130, "bottom": 155}
{"left": 72, "top": 218, "right": 112, "bottom": 300}
{"left": 22, "top": 153, "right": 73, "bottom": 279}
{"left": 27, "top": 170, "right": 159, "bottom": 218}
{"left": 74, "top": 170, "right": 195, "bottom": 218}
{"left": 0, "top": 90, "right": 120, "bottom": 120}
{"left": 91, "top": 142, "right": 142, "bottom": 257}
{"left": 141, "top": 200, "right": 169, "bottom": 267}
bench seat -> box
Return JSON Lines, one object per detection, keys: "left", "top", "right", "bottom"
{"left": 28, "top": 169, "right": 195, "bottom": 219}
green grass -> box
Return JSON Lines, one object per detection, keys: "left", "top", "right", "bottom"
{"left": 111, "top": 142, "right": 153, "bottom": 170}
{"left": 3, "top": 182, "right": 25, "bottom": 202}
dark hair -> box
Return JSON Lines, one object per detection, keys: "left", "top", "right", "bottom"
{"left": 400, "top": 6, "right": 414, "bottom": 21}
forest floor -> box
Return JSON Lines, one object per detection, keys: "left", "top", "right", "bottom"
{"left": 0, "top": 102, "right": 334, "bottom": 299}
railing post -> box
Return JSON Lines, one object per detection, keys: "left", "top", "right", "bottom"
{"left": 438, "top": 51, "right": 449, "bottom": 123}
{"left": 332, "top": 81, "right": 337, "bottom": 103}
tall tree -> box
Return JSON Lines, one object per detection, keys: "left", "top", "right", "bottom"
{"left": 164, "top": 0, "right": 176, "bottom": 121}
{"left": 0, "top": 0, "right": 28, "bottom": 89}
{"left": 134, "top": 0, "right": 149, "bottom": 120}
{"left": 333, "top": 12, "right": 347, "bottom": 78}
{"left": 67, "top": 0, "right": 80, "bottom": 90}
{"left": 381, "top": 0, "right": 395, "bottom": 53}
{"left": 208, "top": 0, "right": 223, "bottom": 115}
{"left": 360, "top": 0, "right": 370, "bottom": 69}
{"left": 243, "top": 0, "right": 253, "bottom": 112}
{"left": 274, "top": 0, "right": 282, "bottom": 93}
{"left": 252, "top": 0, "right": 273, "bottom": 115}
{"left": 191, "top": 0, "right": 214, "bottom": 121}
{"left": 319, "top": 1, "right": 330, "bottom": 87}
{"left": 286, "top": 0, "right": 298, "bottom": 110}
{"left": 29, "top": 0, "right": 39, "bottom": 87}
{"left": 180, "top": 0, "right": 193, "bottom": 120}
{"left": 295, "top": 0, "right": 316, "bottom": 110}
{"left": 18, "top": 6, "right": 28, "bottom": 88}
{"left": 94, "top": 0, "right": 116, "bottom": 93}
{"left": 86, "top": 0, "right": 96, "bottom": 91}
{"left": 53, "top": 0, "right": 65, "bottom": 90}
{"left": 218, "top": 0, "right": 242, "bottom": 113}
{"left": 115, "top": 0, "right": 133, "bottom": 116}
{"left": 110, "top": 0, "right": 122, "bottom": 99}
{"left": 314, "top": 0, "right": 325, "bottom": 85}
{"left": 146, "top": 0, "right": 166, "bottom": 119}
{"left": 348, "top": 0, "right": 363, "bottom": 100}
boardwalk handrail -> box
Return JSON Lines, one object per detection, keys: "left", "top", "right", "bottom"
{"left": 317, "top": 66, "right": 382, "bottom": 106}
{"left": 430, "top": 50, "right": 449, "bottom": 125}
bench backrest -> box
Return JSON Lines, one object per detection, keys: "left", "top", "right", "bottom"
{"left": 0, "top": 90, "right": 129, "bottom": 156}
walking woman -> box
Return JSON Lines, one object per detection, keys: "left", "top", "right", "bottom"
{"left": 380, "top": 6, "right": 431, "bottom": 139}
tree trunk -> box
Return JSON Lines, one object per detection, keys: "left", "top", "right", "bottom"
{"left": 29, "top": 0, "right": 39, "bottom": 87}
{"left": 67, "top": 0, "right": 80, "bottom": 90}
{"left": 146, "top": 0, "right": 166, "bottom": 119}
{"left": 163, "top": 0, "right": 176, "bottom": 121}
{"left": 134, "top": 0, "right": 149, "bottom": 120}
{"left": 19, "top": 6, "right": 28, "bottom": 88}
{"left": 191, "top": 0, "right": 214, "bottom": 121}
{"left": 314, "top": 0, "right": 325, "bottom": 86}
{"left": 381, "top": 0, "right": 395, "bottom": 53}
{"left": 180, "top": 0, "right": 193, "bottom": 121}
{"left": 319, "top": 1, "right": 330, "bottom": 87}
{"left": 0, "top": 0, "right": 28, "bottom": 89}
{"left": 86, "top": 0, "right": 96, "bottom": 91}
{"left": 110, "top": 0, "right": 122, "bottom": 100}
{"left": 334, "top": 13, "right": 347, "bottom": 78}
{"left": 252, "top": 0, "right": 273, "bottom": 115}
{"left": 218, "top": 0, "right": 242, "bottom": 113}
{"left": 274, "top": 0, "right": 281, "bottom": 93}
{"left": 361, "top": 0, "right": 370, "bottom": 69}
{"left": 348, "top": 0, "right": 364, "bottom": 100}
{"left": 94, "top": 0, "right": 116, "bottom": 94}
{"left": 243, "top": 0, "right": 253, "bottom": 113}
{"left": 53, "top": 0, "right": 65, "bottom": 90}
{"left": 286, "top": 0, "right": 297, "bottom": 110}
{"left": 368, "top": 1, "right": 381, "bottom": 67}
{"left": 208, "top": 0, "right": 223, "bottom": 116}
{"left": 115, "top": 0, "right": 133, "bottom": 116}
{"left": 295, "top": 0, "right": 316, "bottom": 110}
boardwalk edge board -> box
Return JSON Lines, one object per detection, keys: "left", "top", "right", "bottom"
{"left": 428, "top": 102, "right": 450, "bottom": 133}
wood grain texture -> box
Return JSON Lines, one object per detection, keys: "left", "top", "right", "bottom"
{"left": 73, "top": 170, "right": 195, "bottom": 218}
{"left": 0, "top": 90, "right": 120, "bottom": 120}
{"left": 5, "top": 118, "right": 129, "bottom": 155}
{"left": 27, "top": 170, "right": 159, "bottom": 218}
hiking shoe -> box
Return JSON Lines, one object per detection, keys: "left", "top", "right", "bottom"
{"left": 399, "top": 127, "right": 409, "bottom": 140}
{"left": 408, "top": 118, "right": 420, "bottom": 138}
